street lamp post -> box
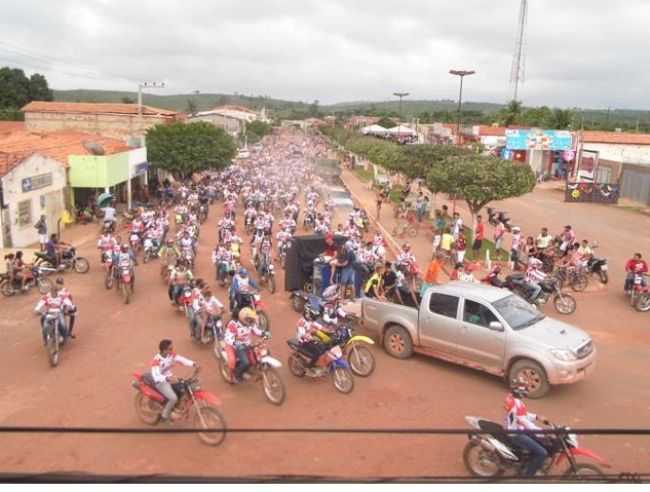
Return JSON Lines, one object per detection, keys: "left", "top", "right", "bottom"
{"left": 393, "top": 92, "right": 410, "bottom": 120}
{"left": 449, "top": 70, "right": 475, "bottom": 145}
{"left": 137, "top": 81, "right": 166, "bottom": 142}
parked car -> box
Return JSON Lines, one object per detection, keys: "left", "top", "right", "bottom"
{"left": 237, "top": 148, "right": 251, "bottom": 159}
{"left": 360, "top": 282, "right": 596, "bottom": 398}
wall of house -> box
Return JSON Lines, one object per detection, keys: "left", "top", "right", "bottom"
{"left": 24, "top": 112, "right": 172, "bottom": 139}
{"left": 189, "top": 114, "right": 242, "bottom": 135}
{"left": 0, "top": 154, "right": 67, "bottom": 247}
{"left": 583, "top": 142, "right": 650, "bottom": 165}
{"left": 69, "top": 152, "right": 129, "bottom": 188}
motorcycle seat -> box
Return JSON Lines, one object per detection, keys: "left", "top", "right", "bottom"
{"left": 286, "top": 338, "right": 302, "bottom": 350}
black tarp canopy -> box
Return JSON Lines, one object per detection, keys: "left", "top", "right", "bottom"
{"left": 284, "top": 234, "right": 348, "bottom": 292}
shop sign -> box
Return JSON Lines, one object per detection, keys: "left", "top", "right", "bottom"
{"left": 134, "top": 162, "right": 149, "bottom": 176}
{"left": 22, "top": 173, "right": 53, "bottom": 193}
{"left": 506, "top": 129, "right": 574, "bottom": 151}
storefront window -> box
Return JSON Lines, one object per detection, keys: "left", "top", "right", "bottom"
{"left": 17, "top": 199, "right": 32, "bottom": 227}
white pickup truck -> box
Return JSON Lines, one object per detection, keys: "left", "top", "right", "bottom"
{"left": 360, "top": 282, "right": 596, "bottom": 398}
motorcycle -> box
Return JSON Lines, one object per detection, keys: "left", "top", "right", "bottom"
{"left": 462, "top": 416, "right": 608, "bottom": 478}
{"left": 487, "top": 207, "right": 512, "bottom": 232}
{"left": 102, "top": 219, "right": 115, "bottom": 234}
{"left": 629, "top": 273, "right": 649, "bottom": 311}
{"left": 584, "top": 243, "right": 608, "bottom": 284}
{"left": 245, "top": 215, "right": 256, "bottom": 235}
{"left": 287, "top": 340, "right": 355, "bottom": 394}
{"left": 231, "top": 288, "right": 271, "bottom": 331}
{"left": 278, "top": 239, "right": 292, "bottom": 269}
{"left": 256, "top": 253, "right": 276, "bottom": 294}
{"left": 1, "top": 266, "right": 53, "bottom": 297}
{"left": 131, "top": 368, "right": 227, "bottom": 446}
{"left": 41, "top": 311, "right": 70, "bottom": 367}
{"left": 116, "top": 265, "right": 134, "bottom": 304}
{"left": 553, "top": 265, "right": 589, "bottom": 292}
{"left": 198, "top": 204, "right": 208, "bottom": 224}
{"left": 506, "top": 274, "right": 577, "bottom": 315}
{"left": 143, "top": 237, "right": 160, "bottom": 264}
{"left": 129, "top": 232, "right": 142, "bottom": 257}
{"left": 314, "top": 325, "right": 376, "bottom": 377}
{"left": 215, "top": 337, "right": 286, "bottom": 406}
{"left": 303, "top": 210, "right": 316, "bottom": 230}
{"left": 103, "top": 252, "right": 115, "bottom": 290}
{"left": 34, "top": 247, "right": 90, "bottom": 274}
{"left": 181, "top": 246, "right": 195, "bottom": 271}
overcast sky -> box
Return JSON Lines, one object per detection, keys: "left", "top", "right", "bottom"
{"left": 1, "top": 0, "right": 648, "bottom": 109}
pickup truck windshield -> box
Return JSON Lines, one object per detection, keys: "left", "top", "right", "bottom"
{"left": 330, "top": 191, "right": 351, "bottom": 200}
{"left": 493, "top": 294, "right": 545, "bottom": 330}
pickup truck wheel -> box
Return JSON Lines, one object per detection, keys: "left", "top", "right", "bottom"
{"left": 383, "top": 325, "right": 413, "bottom": 359}
{"left": 508, "top": 359, "right": 550, "bottom": 399}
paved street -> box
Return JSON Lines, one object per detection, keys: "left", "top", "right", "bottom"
{"left": 0, "top": 141, "right": 649, "bottom": 479}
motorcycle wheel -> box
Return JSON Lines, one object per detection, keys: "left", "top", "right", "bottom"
{"left": 218, "top": 357, "right": 233, "bottom": 383}
{"left": 122, "top": 283, "right": 131, "bottom": 304}
{"left": 143, "top": 251, "right": 150, "bottom": 264}
{"left": 563, "top": 463, "right": 605, "bottom": 478}
{"left": 0, "top": 281, "right": 13, "bottom": 297}
{"left": 291, "top": 295, "right": 306, "bottom": 313}
{"left": 571, "top": 273, "right": 589, "bottom": 292}
{"left": 38, "top": 278, "right": 53, "bottom": 295}
{"left": 46, "top": 329, "right": 60, "bottom": 367}
{"left": 192, "top": 405, "right": 227, "bottom": 446}
{"left": 347, "top": 344, "right": 375, "bottom": 377}
{"left": 134, "top": 392, "right": 162, "bottom": 425}
{"left": 599, "top": 270, "right": 608, "bottom": 284}
{"left": 553, "top": 293, "right": 576, "bottom": 315}
{"left": 74, "top": 258, "right": 90, "bottom": 274}
{"left": 635, "top": 294, "right": 650, "bottom": 313}
{"left": 332, "top": 367, "right": 354, "bottom": 394}
{"left": 105, "top": 272, "right": 114, "bottom": 290}
{"left": 257, "top": 310, "right": 271, "bottom": 331}
{"left": 462, "top": 440, "right": 504, "bottom": 478}
{"left": 269, "top": 275, "right": 276, "bottom": 294}
{"left": 261, "top": 367, "right": 286, "bottom": 405}
{"left": 288, "top": 353, "right": 306, "bottom": 377}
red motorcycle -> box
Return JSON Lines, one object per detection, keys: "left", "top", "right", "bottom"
{"left": 630, "top": 273, "right": 650, "bottom": 312}
{"left": 103, "top": 252, "right": 115, "bottom": 290}
{"left": 116, "top": 265, "right": 134, "bottom": 304}
{"left": 131, "top": 369, "right": 226, "bottom": 446}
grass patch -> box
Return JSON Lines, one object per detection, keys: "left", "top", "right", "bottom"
{"left": 462, "top": 226, "right": 509, "bottom": 262}
{"left": 388, "top": 185, "right": 404, "bottom": 204}
{"left": 354, "top": 167, "right": 373, "bottom": 183}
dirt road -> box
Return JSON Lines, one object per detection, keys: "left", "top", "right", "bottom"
{"left": 0, "top": 167, "right": 648, "bottom": 479}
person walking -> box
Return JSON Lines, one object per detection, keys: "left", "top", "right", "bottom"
{"left": 472, "top": 214, "right": 485, "bottom": 257}
{"left": 376, "top": 188, "right": 386, "bottom": 219}
{"left": 34, "top": 215, "right": 47, "bottom": 252}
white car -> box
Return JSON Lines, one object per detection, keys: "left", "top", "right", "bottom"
{"left": 237, "top": 149, "right": 251, "bottom": 159}
{"left": 326, "top": 186, "right": 354, "bottom": 209}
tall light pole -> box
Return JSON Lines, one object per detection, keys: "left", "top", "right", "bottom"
{"left": 449, "top": 70, "right": 475, "bottom": 145}
{"left": 393, "top": 92, "right": 410, "bottom": 120}
{"left": 137, "top": 81, "right": 166, "bottom": 143}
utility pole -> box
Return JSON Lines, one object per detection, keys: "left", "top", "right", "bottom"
{"left": 393, "top": 92, "right": 410, "bottom": 120}
{"left": 510, "top": 0, "right": 529, "bottom": 103}
{"left": 449, "top": 70, "right": 475, "bottom": 145}
{"left": 137, "top": 81, "right": 166, "bottom": 144}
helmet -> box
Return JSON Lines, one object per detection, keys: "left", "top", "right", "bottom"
{"left": 505, "top": 380, "right": 529, "bottom": 410}
{"left": 402, "top": 243, "right": 411, "bottom": 251}
{"left": 528, "top": 257, "right": 543, "bottom": 270}
{"left": 121, "top": 244, "right": 128, "bottom": 253}
{"left": 322, "top": 285, "right": 339, "bottom": 302}
{"left": 238, "top": 267, "right": 248, "bottom": 277}
{"left": 512, "top": 226, "right": 521, "bottom": 233}
{"left": 239, "top": 307, "right": 258, "bottom": 324}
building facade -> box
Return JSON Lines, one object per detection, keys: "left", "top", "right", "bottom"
{"left": 21, "top": 101, "right": 179, "bottom": 141}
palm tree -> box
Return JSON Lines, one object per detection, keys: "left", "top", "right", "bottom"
{"left": 499, "top": 100, "right": 523, "bottom": 126}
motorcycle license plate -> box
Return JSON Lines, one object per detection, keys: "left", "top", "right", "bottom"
{"left": 635, "top": 277, "right": 642, "bottom": 285}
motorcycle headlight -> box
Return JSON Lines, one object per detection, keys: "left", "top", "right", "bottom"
{"left": 566, "top": 432, "right": 579, "bottom": 448}
{"left": 550, "top": 349, "right": 577, "bottom": 362}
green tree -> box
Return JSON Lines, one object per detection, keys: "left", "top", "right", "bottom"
{"left": 309, "top": 99, "right": 320, "bottom": 117}
{"left": 376, "top": 117, "right": 396, "bottom": 129}
{"left": 497, "top": 100, "right": 523, "bottom": 126}
{"left": 546, "top": 108, "right": 574, "bottom": 129}
{"left": 186, "top": 99, "right": 198, "bottom": 116}
{"left": 0, "top": 67, "right": 30, "bottom": 108}
{"left": 146, "top": 122, "right": 236, "bottom": 179}
{"left": 28, "top": 73, "right": 53, "bottom": 101}
{"left": 121, "top": 96, "right": 135, "bottom": 104}
{"left": 426, "top": 154, "right": 536, "bottom": 224}
{"left": 246, "top": 120, "right": 273, "bottom": 144}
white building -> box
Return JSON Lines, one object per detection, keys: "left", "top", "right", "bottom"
{"left": 582, "top": 131, "right": 650, "bottom": 165}
{"left": 0, "top": 153, "right": 67, "bottom": 248}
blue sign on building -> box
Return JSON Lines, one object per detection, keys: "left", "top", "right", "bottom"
{"left": 506, "top": 129, "right": 574, "bottom": 151}
{"left": 134, "top": 162, "right": 149, "bottom": 176}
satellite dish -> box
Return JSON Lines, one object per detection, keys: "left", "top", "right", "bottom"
{"left": 83, "top": 142, "right": 105, "bottom": 155}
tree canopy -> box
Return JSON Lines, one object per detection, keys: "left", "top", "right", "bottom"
{"left": 0, "top": 67, "right": 53, "bottom": 111}
{"left": 426, "top": 154, "right": 536, "bottom": 217}
{"left": 146, "top": 122, "right": 236, "bottom": 179}
{"left": 246, "top": 120, "right": 273, "bottom": 144}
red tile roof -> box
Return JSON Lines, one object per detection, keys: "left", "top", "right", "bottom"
{"left": 0, "top": 121, "right": 25, "bottom": 136}
{"left": 21, "top": 101, "right": 177, "bottom": 118}
{"left": 477, "top": 125, "right": 506, "bottom": 137}
{"left": 0, "top": 130, "right": 130, "bottom": 174}
{"left": 582, "top": 131, "right": 650, "bottom": 145}
{"left": 0, "top": 151, "right": 24, "bottom": 178}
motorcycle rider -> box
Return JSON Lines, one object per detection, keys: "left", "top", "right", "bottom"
{"left": 224, "top": 307, "right": 266, "bottom": 382}
{"left": 97, "top": 231, "right": 118, "bottom": 263}
{"left": 169, "top": 261, "right": 194, "bottom": 305}
{"left": 54, "top": 277, "right": 77, "bottom": 339}
{"left": 294, "top": 315, "right": 328, "bottom": 367}
{"left": 159, "top": 239, "right": 180, "bottom": 278}
{"left": 230, "top": 267, "right": 258, "bottom": 313}
{"left": 34, "top": 283, "right": 74, "bottom": 344}
{"left": 559, "top": 225, "right": 576, "bottom": 256}
{"left": 117, "top": 244, "right": 137, "bottom": 286}
{"left": 150, "top": 339, "right": 198, "bottom": 423}
{"left": 505, "top": 381, "right": 549, "bottom": 477}
{"left": 525, "top": 257, "right": 546, "bottom": 302}
{"left": 624, "top": 253, "right": 648, "bottom": 293}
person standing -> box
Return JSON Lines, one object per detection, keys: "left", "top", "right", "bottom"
{"left": 510, "top": 226, "right": 523, "bottom": 271}
{"left": 34, "top": 215, "right": 47, "bottom": 252}
{"left": 376, "top": 189, "right": 386, "bottom": 219}
{"left": 494, "top": 220, "right": 506, "bottom": 259}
